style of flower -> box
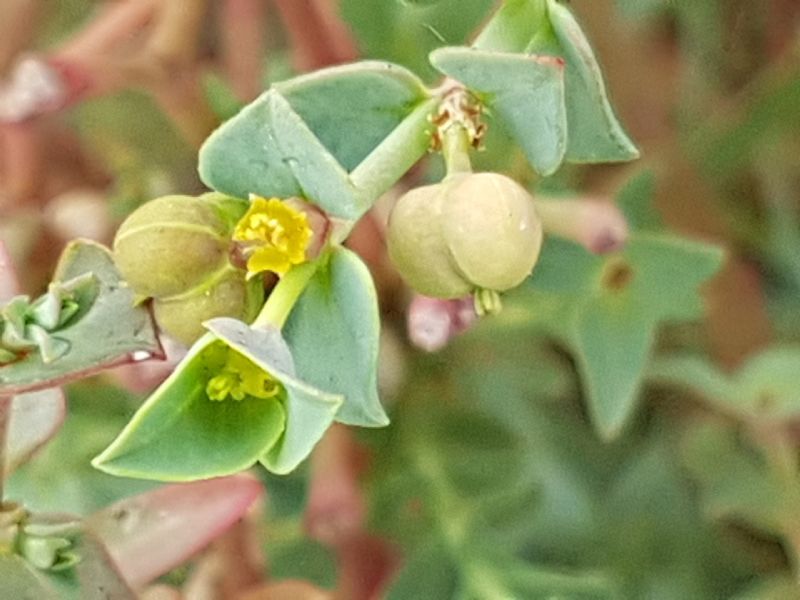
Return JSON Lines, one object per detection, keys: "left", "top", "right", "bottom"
{"left": 233, "top": 196, "right": 312, "bottom": 278}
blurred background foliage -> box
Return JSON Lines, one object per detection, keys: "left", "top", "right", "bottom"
{"left": 2, "top": 0, "right": 800, "bottom": 598}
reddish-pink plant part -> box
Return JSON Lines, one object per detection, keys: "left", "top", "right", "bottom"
{"left": 305, "top": 425, "right": 366, "bottom": 546}
{"left": 86, "top": 474, "right": 263, "bottom": 589}
{"left": 536, "top": 198, "right": 629, "bottom": 254}
{"left": 0, "top": 240, "right": 19, "bottom": 301}
{"left": 407, "top": 294, "right": 477, "bottom": 352}
{"left": 4, "top": 388, "right": 66, "bottom": 476}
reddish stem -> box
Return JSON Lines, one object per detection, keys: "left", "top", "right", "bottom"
{"left": 220, "top": 0, "right": 267, "bottom": 101}
{"left": 273, "top": 0, "right": 353, "bottom": 70}
{"left": 58, "top": 0, "right": 156, "bottom": 58}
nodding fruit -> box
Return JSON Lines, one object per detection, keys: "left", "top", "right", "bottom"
{"left": 387, "top": 172, "right": 543, "bottom": 299}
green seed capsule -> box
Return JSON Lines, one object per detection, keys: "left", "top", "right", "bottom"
{"left": 113, "top": 194, "right": 247, "bottom": 299}
{"left": 153, "top": 266, "right": 264, "bottom": 346}
{"left": 387, "top": 173, "right": 543, "bottom": 298}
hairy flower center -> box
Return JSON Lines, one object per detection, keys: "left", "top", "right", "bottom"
{"left": 233, "top": 197, "right": 312, "bottom": 277}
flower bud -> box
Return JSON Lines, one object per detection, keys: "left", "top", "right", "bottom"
{"left": 387, "top": 173, "right": 542, "bottom": 298}
{"left": 153, "top": 267, "right": 264, "bottom": 346}
{"left": 113, "top": 193, "right": 247, "bottom": 299}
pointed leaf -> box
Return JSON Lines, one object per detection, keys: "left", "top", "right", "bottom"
{"left": 526, "top": 176, "right": 723, "bottom": 438}
{"left": 527, "top": 0, "right": 639, "bottom": 163}
{"left": 4, "top": 388, "right": 65, "bottom": 476}
{"left": 284, "top": 248, "right": 388, "bottom": 427}
{"left": 0, "top": 241, "right": 162, "bottom": 395}
{"left": 275, "top": 62, "right": 429, "bottom": 171}
{"left": 266, "top": 91, "right": 363, "bottom": 219}
{"left": 430, "top": 46, "right": 567, "bottom": 175}
{"left": 205, "top": 318, "right": 344, "bottom": 474}
{"left": 199, "top": 62, "right": 429, "bottom": 215}
{"left": 93, "top": 334, "right": 286, "bottom": 481}
{"left": 87, "top": 475, "right": 262, "bottom": 588}
{"left": 573, "top": 299, "right": 656, "bottom": 439}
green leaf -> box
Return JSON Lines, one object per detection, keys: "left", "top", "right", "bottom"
{"left": 527, "top": 0, "right": 639, "bottom": 163}
{"left": 340, "top": 0, "right": 494, "bottom": 80}
{"left": 198, "top": 62, "right": 430, "bottom": 218}
{"left": 430, "top": 46, "right": 567, "bottom": 175}
{"left": 525, "top": 176, "right": 724, "bottom": 437}
{"left": 386, "top": 542, "right": 460, "bottom": 600}
{"left": 473, "top": 0, "right": 549, "bottom": 54}
{"left": 204, "top": 319, "right": 344, "bottom": 474}
{"left": 92, "top": 334, "right": 287, "bottom": 481}
{"left": 573, "top": 298, "right": 656, "bottom": 439}
{"left": 283, "top": 247, "right": 389, "bottom": 427}
{"left": 649, "top": 347, "right": 800, "bottom": 426}
{"left": 0, "top": 241, "right": 161, "bottom": 395}
{"left": 681, "top": 422, "right": 789, "bottom": 535}
{"left": 275, "top": 62, "right": 429, "bottom": 171}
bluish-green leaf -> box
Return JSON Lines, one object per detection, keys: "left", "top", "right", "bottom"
{"left": 430, "top": 46, "right": 567, "bottom": 175}
{"left": 527, "top": 0, "right": 640, "bottom": 163}
{"left": 573, "top": 297, "right": 656, "bottom": 439}
{"left": 92, "top": 334, "right": 287, "bottom": 481}
{"left": 284, "top": 247, "right": 388, "bottom": 427}
{"left": 275, "top": 62, "right": 429, "bottom": 171}
{"left": 0, "top": 241, "right": 161, "bottom": 395}
{"left": 198, "top": 62, "right": 430, "bottom": 218}
{"left": 203, "top": 318, "right": 344, "bottom": 474}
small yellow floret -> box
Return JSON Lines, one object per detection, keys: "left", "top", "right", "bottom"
{"left": 206, "top": 346, "right": 280, "bottom": 402}
{"left": 233, "top": 197, "right": 312, "bottom": 277}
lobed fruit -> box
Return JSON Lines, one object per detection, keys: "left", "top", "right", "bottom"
{"left": 387, "top": 172, "right": 543, "bottom": 298}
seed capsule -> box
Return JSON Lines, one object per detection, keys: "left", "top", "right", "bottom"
{"left": 387, "top": 173, "right": 543, "bottom": 298}
{"left": 113, "top": 193, "right": 247, "bottom": 299}
{"left": 153, "top": 267, "right": 263, "bottom": 346}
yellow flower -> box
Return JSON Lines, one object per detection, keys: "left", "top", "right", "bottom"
{"left": 206, "top": 342, "right": 281, "bottom": 402}
{"left": 233, "top": 197, "right": 312, "bottom": 277}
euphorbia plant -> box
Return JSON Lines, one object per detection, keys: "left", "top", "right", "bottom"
{"left": 1, "top": 0, "right": 723, "bottom": 477}
{"left": 0, "top": 0, "right": 732, "bottom": 594}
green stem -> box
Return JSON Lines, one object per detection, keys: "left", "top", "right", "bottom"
{"left": 349, "top": 97, "right": 438, "bottom": 215}
{"left": 252, "top": 259, "right": 322, "bottom": 330}
{"left": 441, "top": 123, "right": 472, "bottom": 176}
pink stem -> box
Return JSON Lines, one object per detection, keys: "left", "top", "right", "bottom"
{"left": 220, "top": 0, "right": 267, "bottom": 101}
{"left": 273, "top": 0, "right": 351, "bottom": 70}
{"left": 58, "top": 0, "right": 156, "bottom": 58}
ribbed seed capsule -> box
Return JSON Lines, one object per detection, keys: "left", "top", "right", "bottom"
{"left": 113, "top": 193, "right": 247, "bottom": 299}
{"left": 387, "top": 173, "right": 543, "bottom": 299}
{"left": 153, "top": 266, "right": 264, "bottom": 346}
